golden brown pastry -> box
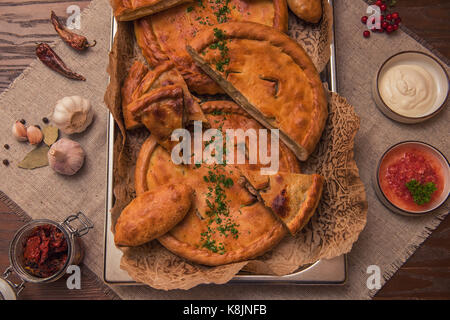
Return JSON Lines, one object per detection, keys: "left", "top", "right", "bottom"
{"left": 121, "top": 60, "right": 148, "bottom": 130}
{"left": 287, "top": 0, "right": 323, "bottom": 24}
{"left": 129, "top": 85, "right": 185, "bottom": 150}
{"left": 114, "top": 184, "right": 193, "bottom": 247}
{"left": 111, "top": 0, "right": 193, "bottom": 21}
{"left": 134, "top": 0, "right": 288, "bottom": 95}
{"left": 187, "top": 22, "right": 328, "bottom": 161}
{"left": 239, "top": 170, "right": 324, "bottom": 235}
{"left": 134, "top": 101, "right": 302, "bottom": 266}
{"left": 130, "top": 60, "right": 207, "bottom": 125}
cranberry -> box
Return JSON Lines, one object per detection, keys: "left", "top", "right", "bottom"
{"left": 380, "top": 4, "right": 387, "bottom": 11}
{"left": 386, "top": 14, "right": 392, "bottom": 20}
{"left": 382, "top": 21, "right": 389, "bottom": 29}
{"left": 361, "top": 16, "right": 368, "bottom": 24}
{"left": 363, "top": 30, "right": 371, "bottom": 38}
{"left": 392, "top": 12, "right": 399, "bottom": 20}
{"left": 395, "top": 17, "right": 402, "bottom": 24}
{"left": 375, "top": 0, "right": 383, "bottom": 6}
{"left": 386, "top": 25, "right": 394, "bottom": 33}
{"left": 380, "top": 15, "right": 385, "bottom": 21}
{"left": 393, "top": 24, "right": 399, "bottom": 31}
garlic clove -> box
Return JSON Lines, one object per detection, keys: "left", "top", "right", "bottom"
{"left": 12, "top": 121, "right": 28, "bottom": 142}
{"left": 27, "top": 126, "right": 43, "bottom": 145}
{"left": 51, "top": 96, "right": 94, "bottom": 134}
{"left": 48, "top": 138, "right": 85, "bottom": 175}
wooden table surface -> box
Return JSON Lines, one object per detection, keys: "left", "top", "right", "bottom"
{"left": 0, "top": 0, "right": 449, "bottom": 300}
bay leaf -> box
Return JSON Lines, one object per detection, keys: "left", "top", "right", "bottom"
{"left": 43, "top": 126, "right": 59, "bottom": 146}
{"left": 18, "top": 145, "right": 50, "bottom": 169}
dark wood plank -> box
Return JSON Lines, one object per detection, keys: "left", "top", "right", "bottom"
{"left": 0, "top": 0, "right": 90, "bottom": 91}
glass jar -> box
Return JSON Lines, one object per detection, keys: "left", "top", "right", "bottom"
{"left": 0, "top": 212, "right": 93, "bottom": 300}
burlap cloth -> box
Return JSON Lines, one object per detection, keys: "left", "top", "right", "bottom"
{"left": 0, "top": 0, "right": 448, "bottom": 299}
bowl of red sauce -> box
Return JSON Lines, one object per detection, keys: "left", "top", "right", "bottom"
{"left": 375, "top": 141, "right": 449, "bottom": 216}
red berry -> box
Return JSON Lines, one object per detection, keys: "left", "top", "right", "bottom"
{"left": 386, "top": 25, "right": 394, "bottom": 33}
{"left": 392, "top": 12, "right": 399, "bottom": 20}
{"left": 361, "top": 16, "right": 368, "bottom": 24}
{"left": 395, "top": 17, "right": 402, "bottom": 24}
{"left": 363, "top": 30, "right": 371, "bottom": 38}
{"left": 382, "top": 21, "right": 389, "bottom": 29}
{"left": 393, "top": 24, "right": 399, "bottom": 31}
{"left": 380, "top": 15, "right": 385, "bottom": 21}
{"left": 386, "top": 14, "right": 392, "bottom": 20}
{"left": 380, "top": 4, "right": 387, "bottom": 11}
{"left": 375, "top": 0, "right": 383, "bottom": 6}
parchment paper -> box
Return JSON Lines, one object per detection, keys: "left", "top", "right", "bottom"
{"left": 288, "top": 0, "right": 333, "bottom": 73}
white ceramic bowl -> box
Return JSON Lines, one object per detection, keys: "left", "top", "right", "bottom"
{"left": 372, "top": 51, "right": 449, "bottom": 124}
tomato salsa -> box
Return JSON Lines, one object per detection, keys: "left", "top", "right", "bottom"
{"left": 22, "top": 224, "right": 68, "bottom": 278}
{"left": 379, "top": 144, "right": 446, "bottom": 212}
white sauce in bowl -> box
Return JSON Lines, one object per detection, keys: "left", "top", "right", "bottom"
{"left": 379, "top": 64, "right": 437, "bottom": 117}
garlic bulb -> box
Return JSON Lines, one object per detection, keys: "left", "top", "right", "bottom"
{"left": 51, "top": 96, "right": 94, "bottom": 134}
{"left": 27, "top": 125, "right": 43, "bottom": 145}
{"left": 48, "top": 138, "right": 85, "bottom": 175}
{"left": 12, "top": 121, "right": 28, "bottom": 142}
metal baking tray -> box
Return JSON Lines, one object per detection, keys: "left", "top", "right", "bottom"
{"left": 103, "top": 0, "right": 346, "bottom": 286}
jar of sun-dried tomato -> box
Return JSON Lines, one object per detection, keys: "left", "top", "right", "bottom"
{"left": 0, "top": 212, "right": 93, "bottom": 300}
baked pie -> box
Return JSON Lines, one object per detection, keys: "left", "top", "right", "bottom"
{"left": 239, "top": 170, "right": 324, "bottom": 235}
{"left": 134, "top": 0, "right": 288, "bottom": 95}
{"left": 111, "top": 0, "right": 193, "bottom": 21}
{"left": 128, "top": 84, "right": 185, "bottom": 150}
{"left": 187, "top": 21, "right": 328, "bottom": 161}
{"left": 287, "top": 0, "right": 323, "bottom": 24}
{"left": 115, "top": 183, "right": 193, "bottom": 247}
{"left": 125, "top": 60, "right": 207, "bottom": 130}
{"left": 121, "top": 60, "right": 148, "bottom": 130}
{"left": 132, "top": 101, "right": 319, "bottom": 266}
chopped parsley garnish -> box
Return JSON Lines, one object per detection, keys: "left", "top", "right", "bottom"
{"left": 405, "top": 179, "right": 437, "bottom": 206}
{"left": 209, "top": 28, "right": 230, "bottom": 72}
{"left": 200, "top": 165, "right": 239, "bottom": 253}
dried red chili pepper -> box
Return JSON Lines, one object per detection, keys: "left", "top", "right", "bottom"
{"left": 36, "top": 43, "right": 86, "bottom": 81}
{"left": 51, "top": 11, "right": 96, "bottom": 51}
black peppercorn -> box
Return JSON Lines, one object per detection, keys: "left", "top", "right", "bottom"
{"left": 3, "top": 159, "right": 9, "bottom": 166}
{"left": 42, "top": 117, "right": 49, "bottom": 124}
{"left": 19, "top": 119, "right": 26, "bottom": 125}
{"left": 4, "top": 144, "right": 10, "bottom": 150}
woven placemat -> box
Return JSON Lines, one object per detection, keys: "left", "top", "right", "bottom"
{"left": 0, "top": 0, "right": 448, "bottom": 299}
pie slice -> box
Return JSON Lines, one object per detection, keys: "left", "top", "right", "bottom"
{"left": 111, "top": 0, "right": 193, "bottom": 21}
{"left": 130, "top": 60, "right": 207, "bottom": 125}
{"left": 187, "top": 21, "right": 328, "bottom": 161}
{"left": 239, "top": 169, "right": 324, "bottom": 235}
{"left": 121, "top": 60, "right": 148, "bottom": 130}
{"left": 128, "top": 85, "right": 185, "bottom": 150}
{"left": 134, "top": 0, "right": 288, "bottom": 94}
